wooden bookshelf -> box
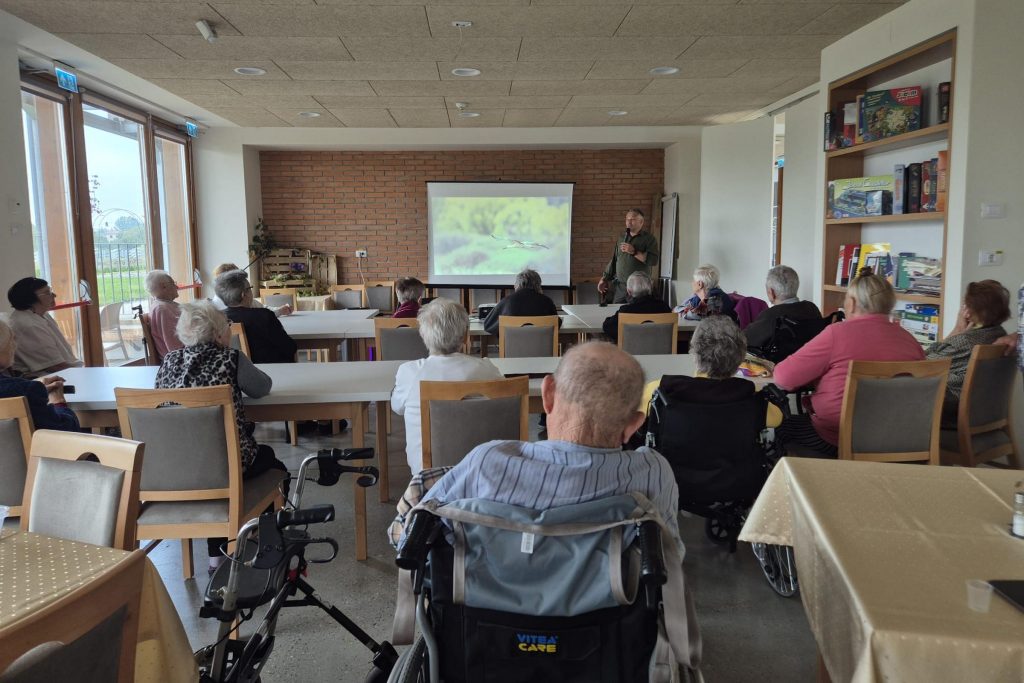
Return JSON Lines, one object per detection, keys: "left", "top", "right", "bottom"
{"left": 821, "top": 30, "right": 955, "bottom": 340}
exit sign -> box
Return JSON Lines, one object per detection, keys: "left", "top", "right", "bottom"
{"left": 54, "top": 62, "right": 78, "bottom": 92}
{"left": 185, "top": 120, "right": 199, "bottom": 137}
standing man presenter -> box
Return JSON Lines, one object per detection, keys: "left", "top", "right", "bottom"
{"left": 598, "top": 208, "right": 659, "bottom": 304}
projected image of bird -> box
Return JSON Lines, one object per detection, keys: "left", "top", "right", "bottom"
{"left": 490, "top": 233, "right": 550, "bottom": 250}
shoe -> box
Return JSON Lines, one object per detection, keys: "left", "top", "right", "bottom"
{"left": 318, "top": 419, "right": 348, "bottom": 434}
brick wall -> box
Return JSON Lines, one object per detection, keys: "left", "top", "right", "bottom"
{"left": 259, "top": 149, "right": 665, "bottom": 282}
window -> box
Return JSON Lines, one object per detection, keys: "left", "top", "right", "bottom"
{"left": 18, "top": 77, "right": 197, "bottom": 367}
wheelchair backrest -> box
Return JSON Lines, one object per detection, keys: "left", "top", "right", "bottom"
{"left": 419, "top": 494, "right": 657, "bottom": 617}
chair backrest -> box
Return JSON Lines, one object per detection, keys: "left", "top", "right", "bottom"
{"left": 115, "top": 385, "right": 241, "bottom": 501}
{"left": 420, "top": 376, "right": 529, "bottom": 469}
{"left": 374, "top": 318, "right": 428, "bottom": 361}
{"left": 229, "top": 322, "right": 251, "bottom": 357}
{"left": 498, "top": 315, "right": 559, "bottom": 358}
{"left": 21, "top": 430, "right": 144, "bottom": 551}
{"left": 574, "top": 279, "right": 601, "bottom": 305}
{"left": 838, "top": 359, "right": 950, "bottom": 465}
{"left": 330, "top": 284, "right": 366, "bottom": 309}
{"left": 139, "top": 313, "right": 161, "bottom": 365}
{"left": 469, "top": 288, "right": 499, "bottom": 311}
{"left": 0, "top": 397, "right": 34, "bottom": 516}
{"left": 0, "top": 548, "right": 144, "bottom": 681}
{"left": 953, "top": 344, "right": 1019, "bottom": 467}
{"left": 259, "top": 288, "right": 297, "bottom": 309}
{"left": 365, "top": 280, "right": 396, "bottom": 312}
{"left": 618, "top": 312, "right": 678, "bottom": 355}
{"left": 99, "top": 302, "right": 122, "bottom": 332}
{"left": 733, "top": 296, "right": 768, "bottom": 330}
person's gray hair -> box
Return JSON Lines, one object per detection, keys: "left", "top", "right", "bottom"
{"left": 848, "top": 273, "right": 896, "bottom": 315}
{"left": 395, "top": 277, "right": 424, "bottom": 304}
{"left": 626, "top": 271, "right": 653, "bottom": 298}
{"left": 145, "top": 269, "right": 173, "bottom": 295}
{"left": 176, "top": 301, "right": 230, "bottom": 347}
{"left": 691, "top": 316, "right": 746, "bottom": 380}
{"left": 693, "top": 264, "right": 720, "bottom": 290}
{"left": 765, "top": 265, "right": 799, "bottom": 300}
{"left": 551, "top": 342, "right": 644, "bottom": 442}
{"left": 514, "top": 269, "right": 542, "bottom": 292}
{"left": 417, "top": 298, "right": 468, "bottom": 355}
{"left": 214, "top": 270, "right": 251, "bottom": 307}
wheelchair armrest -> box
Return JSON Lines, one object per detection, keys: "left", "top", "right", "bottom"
{"left": 396, "top": 510, "right": 440, "bottom": 571}
{"left": 762, "top": 383, "right": 793, "bottom": 420}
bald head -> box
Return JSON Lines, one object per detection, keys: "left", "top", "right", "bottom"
{"left": 546, "top": 342, "right": 645, "bottom": 446}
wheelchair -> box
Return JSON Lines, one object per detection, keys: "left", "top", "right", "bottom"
{"left": 388, "top": 494, "right": 700, "bottom": 683}
{"left": 195, "top": 448, "right": 398, "bottom": 682}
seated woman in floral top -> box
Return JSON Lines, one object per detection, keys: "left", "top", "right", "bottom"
{"left": 926, "top": 280, "right": 1010, "bottom": 425}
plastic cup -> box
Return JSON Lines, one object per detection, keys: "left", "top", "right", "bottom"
{"left": 966, "top": 579, "right": 993, "bottom": 613}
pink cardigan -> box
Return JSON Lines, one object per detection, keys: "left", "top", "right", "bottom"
{"left": 773, "top": 314, "right": 925, "bottom": 445}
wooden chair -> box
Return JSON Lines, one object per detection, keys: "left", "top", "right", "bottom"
{"left": 469, "top": 288, "right": 500, "bottom": 312}
{"left": 618, "top": 312, "right": 678, "bottom": 355}
{"left": 420, "top": 376, "right": 529, "bottom": 469}
{"left": 498, "top": 315, "right": 559, "bottom": 358}
{"left": 330, "top": 284, "right": 366, "bottom": 309}
{"left": 0, "top": 397, "right": 34, "bottom": 520}
{"left": 21, "top": 430, "right": 144, "bottom": 551}
{"left": 259, "top": 287, "right": 297, "bottom": 310}
{"left": 229, "top": 322, "right": 251, "bottom": 357}
{"left": 574, "top": 278, "right": 602, "bottom": 305}
{"left": 139, "top": 313, "right": 161, "bottom": 366}
{"left": 115, "top": 385, "right": 287, "bottom": 579}
{"left": 100, "top": 302, "right": 128, "bottom": 361}
{"left": 838, "top": 359, "right": 951, "bottom": 465}
{"left": 0, "top": 548, "right": 145, "bottom": 681}
{"left": 365, "top": 280, "right": 396, "bottom": 313}
{"left": 374, "top": 318, "right": 428, "bottom": 361}
{"left": 940, "top": 345, "right": 1020, "bottom": 468}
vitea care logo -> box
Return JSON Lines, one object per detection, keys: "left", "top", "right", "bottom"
{"left": 515, "top": 633, "right": 558, "bottom": 654}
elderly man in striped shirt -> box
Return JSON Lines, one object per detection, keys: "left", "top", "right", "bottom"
{"left": 392, "top": 341, "right": 682, "bottom": 555}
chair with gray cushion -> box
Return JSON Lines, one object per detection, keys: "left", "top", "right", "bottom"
{"left": 0, "top": 397, "right": 33, "bottom": 522}
{"left": 618, "top": 312, "right": 679, "bottom": 355}
{"left": 940, "top": 345, "right": 1020, "bottom": 468}
{"left": 365, "top": 280, "right": 396, "bottom": 313}
{"left": 574, "top": 279, "right": 602, "bottom": 305}
{"left": 838, "top": 359, "right": 951, "bottom": 465}
{"left": 20, "top": 430, "right": 144, "bottom": 550}
{"left": 374, "top": 318, "right": 428, "bottom": 361}
{"left": 420, "top": 376, "right": 529, "bottom": 469}
{"left": 115, "top": 384, "right": 287, "bottom": 579}
{"left": 330, "top": 284, "right": 366, "bottom": 309}
{"left": 498, "top": 315, "right": 559, "bottom": 358}
{"left": 0, "top": 548, "right": 144, "bottom": 682}
{"left": 259, "top": 287, "right": 297, "bottom": 310}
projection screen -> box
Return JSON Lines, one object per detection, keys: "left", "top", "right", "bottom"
{"left": 427, "top": 182, "right": 574, "bottom": 287}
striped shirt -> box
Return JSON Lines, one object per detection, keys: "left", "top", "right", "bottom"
{"left": 415, "top": 439, "right": 682, "bottom": 555}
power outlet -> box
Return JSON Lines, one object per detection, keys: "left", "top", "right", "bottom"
{"left": 978, "top": 250, "right": 1004, "bottom": 267}
{"left": 355, "top": 249, "right": 368, "bottom": 258}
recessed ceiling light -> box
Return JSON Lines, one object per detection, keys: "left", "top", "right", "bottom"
{"left": 298, "top": 111, "right": 321, "bottom": 118}
{"left": 233, "top": 66, "right": 266, "bottom": 76}
{"left": 451, "top": 67, "right": 481, "bottom": 77}
{"left": 607, "top": 110, "right": 628, "bottom": 116}
{"left": 649, "top": 66, "right": 680, "bottom": 76}
{"left": 458, "top": 111, "right": 481, "bottom": 118}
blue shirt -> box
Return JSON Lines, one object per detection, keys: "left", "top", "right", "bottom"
{"left": 418, "top": 439, "right": 683, "bottom": 554}
{"left": 0, "top": 374, "right": 80, "bottom": 432}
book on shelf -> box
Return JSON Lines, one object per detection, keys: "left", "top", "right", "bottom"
{"left": 936, "top": 151, "right": 948, "bottom": 212}
{"left": 842, "top": 102, "right": 858, "bottom": 147}
{"left": 862, "top": 86, "right": 923, "bottom": 142}
{"left": 895, "top": 302, "right": 941, "bottom": 344}
{"left": 893, "top": 164, "right": 906, "bottom": 214}
{"left": 938, "top": 81, "right": 951, "bottom": 124}
{"left": 920, "top": 160, "right": 934, "bottom": 212}
{"left": 824, "top": 110, "right": 839, "bottom": 151}
{"left": 827, "top": 175, "right": 895, "bottom": 218}
{"left": 857, "top": 242, "right": 895, "bottom": 283}
{"left": 835, "top": 244, "right": 860, "bottom": 286}
{"left": 847, "top": 246, "right": 861, "bottom": 284}
{"left": 906, "top": 163, "right": 922, "bottom": 213}
{"left": 928, "top": 157, "right": 939, "bottom": 212}
{"left": 855, "top": 95, "right": 864, "bottom": 145}
{"left": 895, "top": 252, "right": 942, "bottom": 295}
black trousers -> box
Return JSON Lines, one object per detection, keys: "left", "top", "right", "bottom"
{"left": 207, "top": 444, "right": 289, "bottom": 557}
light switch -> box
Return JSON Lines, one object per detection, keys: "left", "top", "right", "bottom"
{"left": 981, "top": 203, "right": 1006, "bottom": 219}
{"left": 978, "top": 250, "right": 1004, "bottom": 266}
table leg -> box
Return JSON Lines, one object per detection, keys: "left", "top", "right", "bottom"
{"left": 352, "top": 407, "right": 368, "bottom": 561}
{"left": 376, "top": 400, "right": 390, "bottom": 503}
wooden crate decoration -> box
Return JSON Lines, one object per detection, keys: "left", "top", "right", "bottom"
{"left": 253, "top": 248, "right": 337, "bottom": 295}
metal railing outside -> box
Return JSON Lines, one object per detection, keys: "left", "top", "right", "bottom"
{"left": 94, "top": 242, "right": 147, "bottom": 306}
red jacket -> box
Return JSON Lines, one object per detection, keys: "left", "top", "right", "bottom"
{"left": 392, "top": 301, "right": 420, "bottom": 319}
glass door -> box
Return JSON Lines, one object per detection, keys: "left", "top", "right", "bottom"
{"left": 154, "top": 135, "right": 196, "bottom": 302}
{"left": 20, "top": 90, "right": 85, "bottom": 359}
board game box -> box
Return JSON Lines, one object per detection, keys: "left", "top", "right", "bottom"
{"left": 827, "top": 175, "right": 895, "bottom": 218}
{"left": 861, "top": 86, "right": 922, "bottom": 142}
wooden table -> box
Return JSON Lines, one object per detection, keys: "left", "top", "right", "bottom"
{"left": 278, "top": 309, "right": 378, "bottom": 361}
{"left": 0, "top": 531, "right": 198, "bottom": 682}
{"left": 739, "top": 458, "right": 1024, "bottom": 683}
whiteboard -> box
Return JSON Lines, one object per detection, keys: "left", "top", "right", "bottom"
{"left": 660, "top": 193, "right": 678, "bottom": 279}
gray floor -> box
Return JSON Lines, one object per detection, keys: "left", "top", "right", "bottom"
{"left": 153, "top": 409, "right": 818, "bottom": 682}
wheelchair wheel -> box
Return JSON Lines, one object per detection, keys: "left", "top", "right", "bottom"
{"left": 704, "top": 517, "right": 730, "bottom": 545}
{"left": 752, "top": 543, "right": 799, "bottom": 598}
{"left": 388, "top": 637, "right": 427, "bottom": 683}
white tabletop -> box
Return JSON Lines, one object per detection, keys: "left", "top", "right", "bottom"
{"left": 57, "top": 354, "right": 766, "bottom": 412}
{"left": 561, "top": 304, "right": 698, "bottom": 332}
{"left": 278, "top": 309, "right": 378, "bottom": 339}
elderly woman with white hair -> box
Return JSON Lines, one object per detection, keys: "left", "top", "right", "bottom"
{"left": 391, "top": 298, "right": 503, "bottom": 474}
{"left": 773, "top": 273, "right": 924, "bottom": 457}
{"left": 743, "top": 265, "right": 822, "bottom": 350}
{"left": 145, "top": 269, "right": 184, "bottom": 359}
{"left": 676, "top": 263, "right": 737, "bottom": 322}
{"left": 482, "top": 268, "right": 558, "bottom": 336}
{"left": 155, "top": 301, "right": 287, "bottom": 571}
{"left": 0, "top": 318, "right": 79, "bottom": 431}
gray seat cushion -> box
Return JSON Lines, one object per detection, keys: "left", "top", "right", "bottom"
{"left": 380, "top": 327, "right": 428, "bottom": 361}
{"left": 27, "top": 458, "right": 125, "bottom": 548}
{"left": 136, "top": 468, "right": 287, "bottom": 527}
{"left": 429, "top": 396, "right": 523, "bottom": 468}
{"left": 621, "top": 323, "right": 674, "bottom": 355}
{"left": 503, "top": 325, "right": 555, "bottom": 358}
